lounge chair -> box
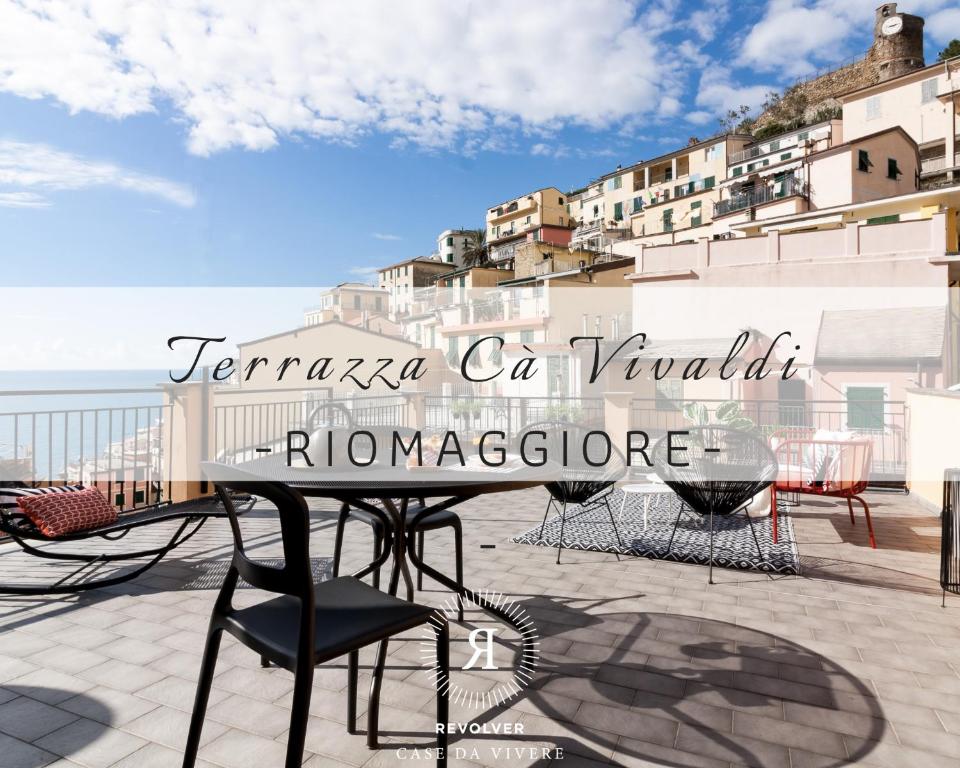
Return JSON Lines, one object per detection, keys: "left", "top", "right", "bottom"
{"left": 0, "top": 485, "right": 230, "bottom": 595}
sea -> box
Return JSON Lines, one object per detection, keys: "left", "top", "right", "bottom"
{"left": 0, "top": 369, "right": 196, "bottom": 479}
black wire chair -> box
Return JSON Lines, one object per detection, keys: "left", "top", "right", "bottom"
{"left": 183, "top": 481, "right": 449, "bottom": 768}
{"left": 942, "top": 468, "right": 960, "bottom": 607}
{"left": 651, "top": 426, "right": 778, "bottom": 584}
{"left": 525, "top": 421, "right": 626, "bottom": 564}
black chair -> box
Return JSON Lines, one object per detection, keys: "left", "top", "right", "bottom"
{"left": 333, "top": 501, "right": 464, "bottom": 621}
{"left": 651, "top": 426, "right": 778, "bottom": 584}
{"left": 526, "top": 421, "right": 626, "bottom": 564}
{"left": 182, "top": 481, "right": 449, "bottom": 768}
{"left": 326, "top": 424, "right": 464, "bottom": 621}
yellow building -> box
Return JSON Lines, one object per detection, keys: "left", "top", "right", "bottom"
{"left": 377, "top": 257, "right": 456, "bottom": 315}
{"left": 303, "top": 283, "right": 390, "bottom": 326}
{"left": 485, "top": 187, "right": 572, "bottom": 266}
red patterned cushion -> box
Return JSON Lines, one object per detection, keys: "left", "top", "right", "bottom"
{"left": 16, "top": 487, "right": 117, "bottom": 537}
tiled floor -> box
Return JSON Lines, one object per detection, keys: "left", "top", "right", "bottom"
{"left": 0, "top": 487, "right": 956, "bottom": 767}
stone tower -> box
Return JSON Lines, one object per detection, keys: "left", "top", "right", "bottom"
{"left": 871, "top": 3, "right": 924, "bottom": 82}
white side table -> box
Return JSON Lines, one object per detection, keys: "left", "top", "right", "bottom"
{"left": 619, "top": 483, "right": 665, "bottom": 531}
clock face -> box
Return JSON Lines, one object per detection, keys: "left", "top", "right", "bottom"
{"left": 881, "top": 16, "right": 903, "bottom": 36}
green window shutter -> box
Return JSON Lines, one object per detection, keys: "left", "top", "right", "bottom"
{"left": 865, "top": 214, "right": 900, "bottom": 225}
{"left": 520, "top": 330, "right": 534, "bottom": 344}
{"left": 690, "top": 200, "right": 701, "bottom": 210}
{"left": 858, "top": 149, "right": 871, "bottom": 172}
{"left": 732, "top": 166, "right": 743, "bottom": 177}
{"left": 780, "top": 152, "right": 791, "bottom": 161}
{"left": 887, "top": 158, "right": 901, "bottom": 179}
{"left": 704, "top": 176, "right": 715, "bottom": 189}
{"left": 846, "top": 387, "right": 885, "bottom": 430}
{"left": 691, "top": 215, "right": 702, "bottom": 227}
{"left": 662, "top": 208, "right": 673, "bottom": 232}
{"left": 613, "top": 201, "right": 623, "bottom": 220}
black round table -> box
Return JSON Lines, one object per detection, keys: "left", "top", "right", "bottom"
{"left": 201, "top": 456, "right": 547, "bottom": 678}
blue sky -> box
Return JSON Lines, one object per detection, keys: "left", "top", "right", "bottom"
{"left": 1, "top": 0, "right": 958, "bottom": 287}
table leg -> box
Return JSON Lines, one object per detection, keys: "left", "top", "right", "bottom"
{"left": 381, "top": 497, "right": 414, "bottom": 601}
{"left": 406, "top": 498, "right": 537, "bottom": 681}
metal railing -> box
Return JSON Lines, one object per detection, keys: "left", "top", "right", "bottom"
{"left": 920, "top": 152, "right": 960, "bottom": 175}
{"left": 424, "top": 396, "right": 604, "bottom": 438}
{"left": 629, "top": 398, "right": 907, "bottom": 484}
{"left": 714, "top": 177, "right": 806, "bottom": 216}
{"left": 213, "top": 394, "right": 409, "bottom": 464}
{"left": 0, "top": 388, "right": 174, "bottom": 510}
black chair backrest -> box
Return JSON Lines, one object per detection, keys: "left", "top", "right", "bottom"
{"left": 215, "top": 482, "right": 314, "bottom": 601}
{"left": 650, "top": 426, "right": 777, "bottom": 517}
{"left": 521, "top": 421, "right": 626, "bottom": 504}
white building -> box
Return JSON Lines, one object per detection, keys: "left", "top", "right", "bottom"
{"left": 436, "top": 229, "right": 474, "bottom": 267}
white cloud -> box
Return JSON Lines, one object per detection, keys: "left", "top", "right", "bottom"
{"left": 685, "top": 110, "right": 714, "bottom": 125}
{"left": 0, "top": 191, "right": 51, "bottom": 208}
{"left": 0, "top": 0, "right": 686, "bottom": 155}
{"left": 0, "top": 140, "right": 196, "bottom": 207}
{"left": 928, "top": 8, "right": 960, "bottom": 45}
{"left": 348, "top": 265, "right": 381, "bottom": 276}
{"left": 694, "top": 68, "right": 775, "bottom": 117}
{"left": 372, "top": 233, "right": 401, "bottom": 241}
{"left": 738, "top": 0, "right": 957, "bottom": 77}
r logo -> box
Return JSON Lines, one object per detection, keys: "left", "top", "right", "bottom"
{"left": 420, "top": 589, "right": 539, "bottom": 709}
{"left": 463, "top": 628, "right": 498, "bottom": 670}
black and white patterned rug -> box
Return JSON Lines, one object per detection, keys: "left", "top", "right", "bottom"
{"left": 513, "top": 489, "right": 799, "bottom": 575}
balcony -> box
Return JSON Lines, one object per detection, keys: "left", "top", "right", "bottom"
{"left": 920, "top": 152, "right": 960, "bottom": 176}
{"left": 714, "top": 176, "right": 806, "bottom": 216}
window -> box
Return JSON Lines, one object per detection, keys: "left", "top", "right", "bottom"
{"left": 520, "top": 330, "right": 534, "bottom": 344}
{"left": 770, "top": 140, "right": 780, "bottom": 151}
{"left": 446, "top": 254, "right": 453, "bottom": 263}
{"left": 662, "top": 208, "right": 673, "bottom": 232}
{"left": 703, "top": 176, "right": 715, "bottom": 189}
{"left": 613, "top": 201, "right": 623, "bottom": 221}
{"left": 467, "top": 335, "right": 480, "bottom": 367}
{"left": 691, "top": 201, "right": 702, "bottom": 227}
{"left": 857, "top": 149, "right": 872, "bottom": 172}
{"left": 606, "top": 176, "right": 623, "bottom": 191}
{"left": 921, "top": 78, "right": 938, "bottom": 104}
{"left": 704, "top": 144, "right": 720, "bottom": 162}
{"left": 887, "top": 158, "right": 901, "bottom": 179}
{"left": 632, "top": 196, "right": 643, "bottom": 213}
{"left": 525, "top": 215, "right": 531, "bottom": 225}
{"left": 559, "top": 196, "right": 564, "bottom": 204}
{"left": 353, "top": 295, "right": 361, "bottom": 309}
{"left": 446, "top": 236, "right": 453, "bottom": 246}
{"left": 865, "top": 214, "right": 900, "bottom": 225}
{"left": 375, "top": 296, "right": 382, "bottom": 311}
{"left": 592, "top": 204, "right": 599, "bottom": 217}
{"left": 846, "top": 386, "right": 885, "bottom": 430}
{"left": 780, "top": 152, "right": 791, "bottom": 161}
{"left": 747, "top": 162, "right": 756, "bottom": 172}
{"left": 732, "top": 166, "right": 743, "bottom": 177}
{"left": 664, "top": 167, "right": 673, "bottom": 182}
{"left": 866, "top": 96, "right": 881, "bottom": 120}
{"left": 415, "top": 325, "right": 422, "bottom": 342}
{"left": 655, "top": 379, "right": 683, "bottom": 411}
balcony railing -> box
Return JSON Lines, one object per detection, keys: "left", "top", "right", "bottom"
{"left": 714, "top": 177, "right": 806, "bottom": 216}
{"left": 920, "top": 152, "right": 960, "bottom": 175}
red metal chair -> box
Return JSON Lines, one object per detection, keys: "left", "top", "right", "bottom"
{"left": 770, "top": 434, "right": 875, "bottom": 548}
